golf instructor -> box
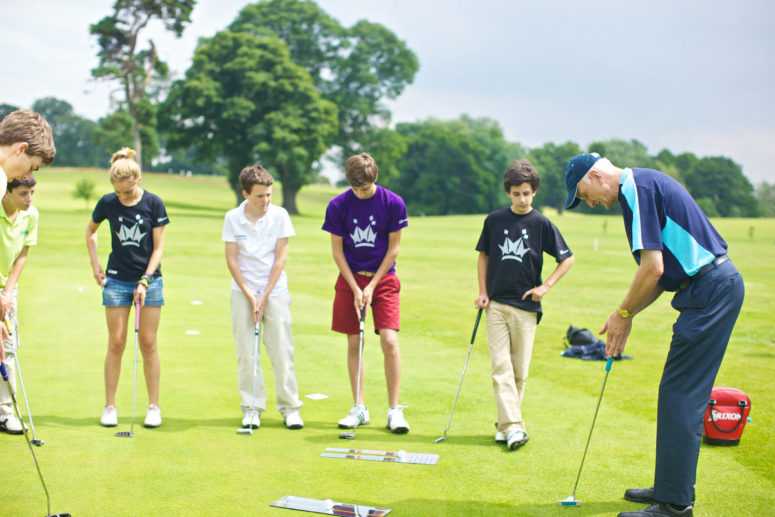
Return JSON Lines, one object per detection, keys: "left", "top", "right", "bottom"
{"left": 563, "top": 153, "right": 744, "bottom": 517}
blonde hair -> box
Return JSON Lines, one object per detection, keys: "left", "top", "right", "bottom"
{"left": 0, "top": 110, "right": 56, "bottom": 164}
{"left": 109, "top": 147, "right": 142, "bottom": 182}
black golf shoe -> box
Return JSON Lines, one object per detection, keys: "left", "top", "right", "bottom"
{"left": 618, "top": 503, "right": 693, "bottom": 517}
{"left": 625, "top": 487, "right": 657, "bottom": 504}
{"left": 624, "top": 487, "right": 695, "bottom": 505}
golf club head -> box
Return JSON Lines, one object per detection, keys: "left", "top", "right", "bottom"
{"left": 559, "top": 496, "right": 581, "bottom": 507}
{"left": 47, "top": 513, "right": 72, "bottom": 517}
{"left": 339, "top": 431, "right": 355, "bottom": 440}
{"left": 433, "top": 435, "right": 447, "bottom": 444}
{"left": 31, "top": 439, "right": 45, "bottom": 447}
{"left": 236, "top": 427, "right": 253, "bottom": 435}
{"left": 114, "top": 431, "right": 133, "bottom": 438}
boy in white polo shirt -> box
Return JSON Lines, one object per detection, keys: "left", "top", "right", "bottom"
{"left": 222, "top": 164, "right": 303, "bottom": 430}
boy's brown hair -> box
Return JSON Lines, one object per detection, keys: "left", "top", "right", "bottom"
{"left": 345, "top": 153, "right": 379, "bottom": 187}
{"left": 7, "top": 176, "right": 37, "bottom": 192}
{"left": 0, "top": 110, "right": 56, "bottom": 164}
{"left": 503, "top": 159, "right": 540, "bottom": 193}
{"left": 239, "top": 164, "right": 273, "bottom": 193}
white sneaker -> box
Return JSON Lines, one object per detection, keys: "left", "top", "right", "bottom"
{"left": 144, "top": 405, "right": 162, "bottom": 428}
{"left": 506, "top": 429, "right": 528, "bottom": 450}
{"left": 0, "top": 414, "right": 24, "bottom": 434}
{"left": 494, "top": 431, "right": 506, "bottom": 443}
{"left": 284, "top": 410, "right": 304, "bottom": 430}
{"left": 241, "top": 409, "right": 260, "bottom": 429}
{"left": 386, "top": 406, "right": 410, "bottom": 434}
{"left": 100, "top": 406, "right": 118, "bottom": 427}
{"left": 338, "top": 405, "right": 369, "bottom": 429}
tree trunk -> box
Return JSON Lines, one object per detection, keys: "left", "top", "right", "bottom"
{"left": 282, "top": 182, "right": 300, "bottom": 215}
{"left": 132, "top": 119, "right": 143, "bottom": 168}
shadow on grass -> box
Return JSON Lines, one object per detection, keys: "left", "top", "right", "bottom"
{"left": 387, "top": 498, "right": 631, "bottom": 516}
{"left": 302, "top": 427, "right": 496, "bottom": 448}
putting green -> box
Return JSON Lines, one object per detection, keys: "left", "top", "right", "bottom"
{"left": 2, "top": 168, "right": 773, "bottom": 516}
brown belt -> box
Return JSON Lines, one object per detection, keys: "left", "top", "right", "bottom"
{"left": 356, "top": 271, "right": 375, "bottom": 277}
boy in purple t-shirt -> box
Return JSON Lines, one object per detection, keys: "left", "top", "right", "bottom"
{"left": 322, "top": 153, "right": 410, "bottom": 434}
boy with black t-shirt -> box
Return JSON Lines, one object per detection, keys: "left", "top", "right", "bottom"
{"left": 475, "top": 159, "right": 575, "bottom": 450}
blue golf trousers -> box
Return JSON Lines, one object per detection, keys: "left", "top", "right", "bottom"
{"left": 654, "top": 259, "right": 744, "bottom": 506}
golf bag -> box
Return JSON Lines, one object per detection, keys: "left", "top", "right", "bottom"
{"left": 703, "top": 387, "right": 751, "bottom": 446}
{"left": 561, "top": 325, "right": 627, "bottom": 361}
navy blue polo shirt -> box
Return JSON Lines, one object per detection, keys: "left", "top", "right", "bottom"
{"left": 618, "top": 168, "right": 727, "bottom": 291}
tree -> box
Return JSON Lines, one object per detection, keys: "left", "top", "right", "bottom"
{"left": 0, "top": 103, "right": 19, "bottom": 120}
{"left": 95, "top": 109, "right": 159, "bottom": 167}
{"left": 355, "top": 127, "right": 408, "bottom": 187}
{"left": 755, "top": 182, "right": 775, "bottom": 217}
{"left": 160, "top": 30, "right": 338, "bottom": 212}
{"left": 229, "top": 0, "right": 419, "bottom": 163}
{"left": 527, "top": 141, "right": 582, "bottom": 213}
{"left": 588, "top": 138, "right": 656, "bottom": 169}
{"left": 90, "top": 0, "right": 195, "bottom": 167}
{"left": 73, "top": 178, "right": 97, "bottom": 208}
{"left": 392, "top": 116, "right": 513, "bottom": 215}
{"left": 31, "top": 97, "right": 104, "bottom": 167}
{"left": 684, "top": 156, "right": 759, "bottom": 217}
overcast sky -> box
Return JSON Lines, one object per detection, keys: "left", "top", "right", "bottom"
{"left": 3, "top": 0, "right": 773, "bottom": 182}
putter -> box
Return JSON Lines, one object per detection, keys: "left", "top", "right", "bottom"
{"left": 339, "top": 306, "right": 367, "bottom": 441}
{"left": 434, "top": 308, "right": 484, "bottom": 443}
{"left": 237, "top": 321, "right": 261, "bottom": 435}
{"left": 560, "top": 356, "right": 614, "bottom": 507}
{"left": 13, "top": 319, "right": 44, "bottom": 446}
{"left": 1, "top": 363, "right": 71, "bottom": 517}
{"left": 116, "top": 300, "right": 141, "bottom": 438}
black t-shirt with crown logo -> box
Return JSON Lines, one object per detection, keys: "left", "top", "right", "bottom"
{"left": 476, "top": 207, "right": 572, "bottom": 320}
{"left": 92, "top": 191, "right": 170, "bottom": 281}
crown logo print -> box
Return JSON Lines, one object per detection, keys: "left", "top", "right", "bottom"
{"left": 351, "top": 216, "right": 378, "bottom": 248}
{"left": 117, "top": 215, "right": 146, "bottom": 247}
{"left": 498, "top": 228, "right": 530, "bottom": 262}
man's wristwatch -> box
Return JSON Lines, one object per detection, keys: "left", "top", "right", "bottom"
{"left": 138, "top": 275, "right": 151, "bottom": 288}
{"left": 617, "top": 307, "right": 633, "bottom": 319}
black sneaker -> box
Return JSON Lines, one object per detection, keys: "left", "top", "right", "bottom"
{"left": 618, "top": 503, "right": 693, "bottom": 517}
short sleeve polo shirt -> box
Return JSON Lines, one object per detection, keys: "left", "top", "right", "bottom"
{"left": 618, "top": 168, "right": 728, "bottom": 291}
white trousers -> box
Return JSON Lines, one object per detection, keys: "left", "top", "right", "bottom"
{"left": 231, "top": 290, "right": 302, "bottom": 415}
{"left": 0, "top": 290, "right": 18, "bottom": 417}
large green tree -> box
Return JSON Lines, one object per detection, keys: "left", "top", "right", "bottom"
{"left": 755, "top": 182, "right": 775, "bottom": 217}
{"left": 684, "top": 156, "right": 759, "bottom": 217}
{"left": 527, "top": 141, "right": 582, "bottom": 213}
{"left": 229, "top": 0, "right": 419, "bottom": 163}
{"left": 31, "top": 97, "right": 104, "bottom": 167}
{"left": 0, "top": 103, "right": 19, "bottom": 120}
{"left": 588, "top": 138, "right": 656, "bottom": 169}
{"left": 90, "top": 0, "right": 195, "bottom": 167}
{"left": 160, "top": 30, "right": 337, "bottom": 212}
{"left": 95, "top": 108, "right": 160, "bottom": 167}
{"left": 392, "top": 116, "right": 513, "bottom": 215}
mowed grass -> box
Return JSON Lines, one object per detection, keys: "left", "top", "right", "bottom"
{"left": 1, "top": 168, "right": 773, "bottom": 517}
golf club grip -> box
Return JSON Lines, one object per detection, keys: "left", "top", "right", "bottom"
{"left": 605, "top": 356, "right": 613, "bottom": 372}
{"left": 470, "top": 308, "right": 483, "bottom": 344}
{"left": 0, "top": 362, "right": 8, "bottom": 381}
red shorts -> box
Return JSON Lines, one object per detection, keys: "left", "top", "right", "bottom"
{"left": 332, "top": 273, "right": 401, "bottom": 335}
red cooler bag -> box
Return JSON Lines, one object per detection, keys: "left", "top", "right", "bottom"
{"left": 703, "top": 387, "right": 751, "bottom": 445}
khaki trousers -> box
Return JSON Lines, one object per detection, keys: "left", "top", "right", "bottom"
{"left": 231, "top": 290, "right": 302, "bottom": 415}
{"left": 486, "top": 301, "right": 537, "bottom": 433}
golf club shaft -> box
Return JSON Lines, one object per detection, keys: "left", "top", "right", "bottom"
{"left": 252, "top": 321, "right": 260, "bottom": 414}
{"left": 571, "top": 357, "right": 614, "bottom": 497}
{"left": 0, "top": 363, "right": 51, "bottom": 515}
{"left": 354, "top": 306, "right": 366, "bottom": 407}
{"left": 440, "top": 308, "right": 484, "bottom": 438}
{"left": 131, "top": 300, "right": 140, "bottom": 435}
{"left": 14, "top": 350, "right": 40, "bottom": 442}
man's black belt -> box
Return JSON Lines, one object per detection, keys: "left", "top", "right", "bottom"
{"left": 679, "top": 255, "right": 729, "bottom": 290}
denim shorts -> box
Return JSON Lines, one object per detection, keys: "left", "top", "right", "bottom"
{"left": 103, "top": 277, "right": 165, "bottom": 307}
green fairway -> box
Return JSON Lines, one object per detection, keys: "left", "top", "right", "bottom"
{"left": 2, "top": 168, "right": 773, "bottom": 516}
